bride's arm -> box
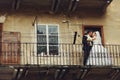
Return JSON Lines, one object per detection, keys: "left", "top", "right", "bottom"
{"left": 87, "top": 36, "right": 96, "bottom": 41}
{"left": 92, "top": 36, "right": 96, "bottom": 40}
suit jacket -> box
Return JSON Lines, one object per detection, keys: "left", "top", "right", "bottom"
{"left": 82, "top": 35, "right": 93, "bottom": 51}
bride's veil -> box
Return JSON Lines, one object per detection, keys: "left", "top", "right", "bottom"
{"left": 95, "top": 31, "right": 102, "bottom": 44}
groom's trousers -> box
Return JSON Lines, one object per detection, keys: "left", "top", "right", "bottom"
{"left": 83, "top": 47, "right": 92, "bottom": 66}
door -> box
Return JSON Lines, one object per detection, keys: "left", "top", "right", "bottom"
{"left": 1, "top": 32, "right": 20, "bottom": 64}
{"left": 82, "top": 25, "right": 104, "bottom": 45}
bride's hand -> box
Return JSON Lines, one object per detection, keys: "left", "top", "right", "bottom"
{"left": 92, "top": 36, "right": 96, "bottom": 40}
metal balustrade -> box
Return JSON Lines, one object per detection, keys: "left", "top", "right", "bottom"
{"left": 0, "top": 42, "right": 120, "bottom": 67}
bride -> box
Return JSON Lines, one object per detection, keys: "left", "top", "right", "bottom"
{"left": 87, "top": 31, "right": 112, "bottom": 66}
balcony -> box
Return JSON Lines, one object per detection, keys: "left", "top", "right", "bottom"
{"left": 0, "top": 42, "right": 119, "bottom": 66}
{"left": 0, "top": 43, "right": 120, "bottom": 80}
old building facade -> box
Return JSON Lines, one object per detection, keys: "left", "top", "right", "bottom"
{"left": 0, "top": 0, "right": 120, "bottom": 80}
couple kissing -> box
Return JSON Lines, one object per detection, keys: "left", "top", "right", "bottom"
{"left": 82, "top": 30, "right": 112, "bottom": 66}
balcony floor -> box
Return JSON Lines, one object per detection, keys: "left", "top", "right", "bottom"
{"left": 0, "top": 65, "right": 120, "bottom": 80}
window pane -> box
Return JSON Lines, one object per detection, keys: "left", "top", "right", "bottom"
{"left": 37, "top": 25, "right": 47, "bottom": 55}
{"left": 37, "top": 25, "right": 46, "bottom": 34}
{"left": 48, "top": 25, "right": 58, "bottom": 55}
{"left": 49, "top": 36, "right": 58, "bottom": 45}
{"left": 37, "top": 35, "right": 46, "bottom": 44}
{"left": 49, "top": 45, "right": 58, "bottom": 55}
{"left": 48, "top": 25, "right": 58, "bottom": 34}
{"left": 37, "top": 46, "right": 47, "bottom": 55}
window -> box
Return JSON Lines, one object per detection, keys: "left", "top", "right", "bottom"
{"left": 37, "top": 24, "right": 59, "bottom": 55}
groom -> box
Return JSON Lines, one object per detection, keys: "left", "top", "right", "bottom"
{"left": 82, "top": 30, "right": 93, "bottom": 66}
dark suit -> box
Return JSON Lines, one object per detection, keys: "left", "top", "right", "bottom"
{"left": 82, "top": 35, "right": 93, "bottom": 65}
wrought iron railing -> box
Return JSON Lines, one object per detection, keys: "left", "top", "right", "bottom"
{"left": 0, "top": 43, "right": 120, "bottom": 67}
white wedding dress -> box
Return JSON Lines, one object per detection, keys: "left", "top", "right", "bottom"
{"left": 87, "top": 31, "right": 112, "bottom": 66}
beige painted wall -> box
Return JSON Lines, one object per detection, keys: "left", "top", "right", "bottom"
{"left": 2, "top": 0, "right": 120, "bottom": 44}
{"left": 104, "top": 0, "right": 120, "bottom": 44}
